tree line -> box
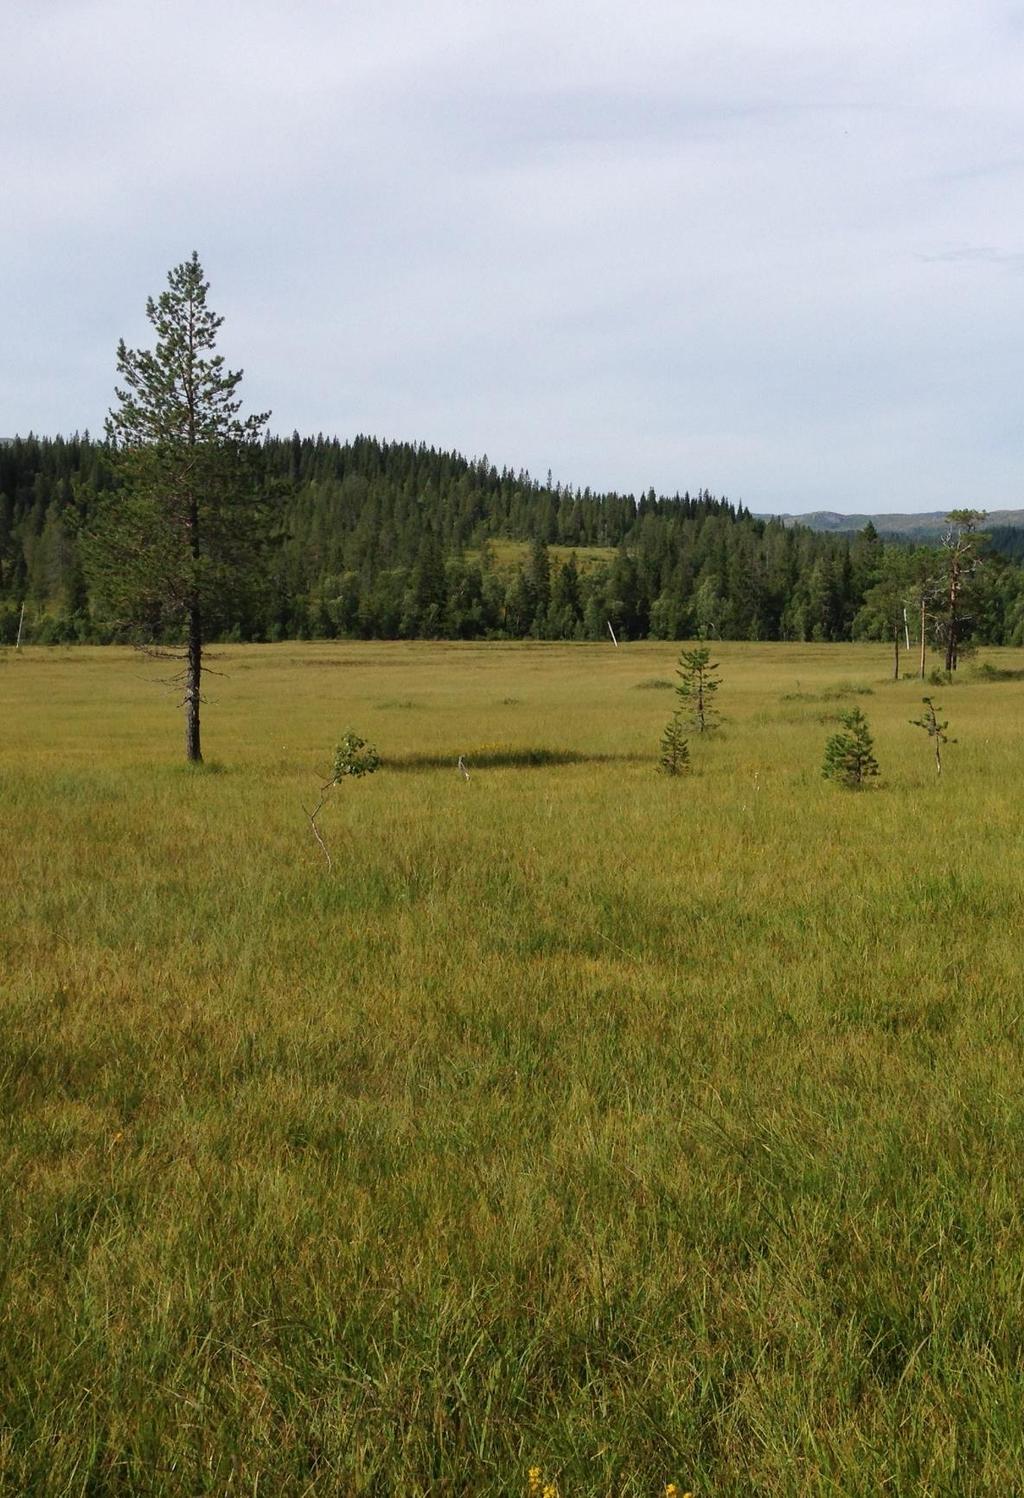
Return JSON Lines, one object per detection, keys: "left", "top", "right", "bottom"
{"left": 3, "top": 251, "right": 1023, "bottom": 656}
{"left": 5, "top": 430, "right": 1024, "bottom": 649}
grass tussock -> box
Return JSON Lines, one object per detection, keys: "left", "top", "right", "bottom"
{"left": 3, "top": 639, "right": 1024, "bottom": 1493}
{"left": 781, "top": 680, "right": 874, "bottom": 702}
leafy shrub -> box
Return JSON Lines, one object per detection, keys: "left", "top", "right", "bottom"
{"left": 332, "top": 731, "right": 382, "bottom": 780}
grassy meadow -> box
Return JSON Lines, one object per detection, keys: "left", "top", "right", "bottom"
{"left": 4, "top": 639, "right": 1024, "bottom": 1494}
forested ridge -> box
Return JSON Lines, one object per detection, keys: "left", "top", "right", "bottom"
{"left": 4, "top": 430, "right": 1024, "bottom": 646}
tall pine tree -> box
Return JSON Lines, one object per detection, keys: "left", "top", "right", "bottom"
{"left": 82, "top": 254, "right": 270, "bottom": 761}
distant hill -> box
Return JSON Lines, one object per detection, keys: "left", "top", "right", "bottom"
{"left": 759, "top": 509, "right": 1024, "bottom": 540}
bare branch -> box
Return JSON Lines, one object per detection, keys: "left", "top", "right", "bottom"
{"left": 132, "top": 642, "right": 187, "bottom": 661}
{"left": 304, "top": 791, "right": 333, "bottom": 871}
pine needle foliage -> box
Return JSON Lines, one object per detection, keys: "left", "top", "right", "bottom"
{"left": 659, "top": 713, "right": 691, "bottom": 775}
{"left": 822, "top": 706, "right": 879, "bottom": 788}
{"left": 81, "top": 253, "right": 270, "bottom": 761}
{"left": 675, "top": 646, "right": 721, "bottom": 733}
{"left": 910, "top": 696, "right": 955, "bottom": 775}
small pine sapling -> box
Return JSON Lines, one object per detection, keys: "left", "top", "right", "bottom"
{"left": 305, "top": 731, "right": 381, "bottom": 868}
{"left": 660, "top": 713, "right": 691, "bottom": 775}
{"left": 822, "top": 707, "right": 879, "bottom": 789}
{"left": 675, "top": 646, "right": 721, "bottom": 732}
{"left": 911, "top": 696, "right": 954, "bottom": 775}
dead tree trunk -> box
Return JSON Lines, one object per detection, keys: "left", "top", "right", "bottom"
{"left": 945, "top": 609, "right": 958, "bottom": 673}
{"left": 185, "top": 606, "right": 202, "bottom": 763}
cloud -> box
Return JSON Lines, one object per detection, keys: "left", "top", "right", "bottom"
{"left": 3, "top": 0, "right": 1024, "bottom": 510}
{"left": 918, "top": 245, "right": 1024, "bottom": 268}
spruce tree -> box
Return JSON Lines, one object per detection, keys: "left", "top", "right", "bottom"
{"left": 822, "top": 707, "right": 879, "bottom": 788}
{"left": 659, "top": 713, "right": 691, "bottom": 775}
{"left": 675, "top": 645, "right": 721, "bottom": 732}
{"left": 82, "top": 254, "right": 270, "bottom": 761}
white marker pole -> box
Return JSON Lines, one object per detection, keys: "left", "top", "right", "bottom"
{"left": 15, "top": 601, "right": 25, "bottom": 650}
{"left": 606, "top": 620, "right": 618, "bottom": 647}
{"left": 903, "top": 606, "right": 910, "bottom": 651}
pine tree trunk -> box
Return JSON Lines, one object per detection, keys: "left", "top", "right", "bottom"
{"left": 893, "top": 622, "right": 900, "bottom": 680}
{"left": 185, "top": 607, "right": 202, "bottom": 763}
{"left": 919, "top": 600, "right": 926, "bottom": 679}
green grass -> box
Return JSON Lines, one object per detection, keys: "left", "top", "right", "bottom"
{"left": 470, "top": 541, "right": 616, "bottom": 574}
{"left": 3, "top": 641, "right": 1024, "bottom": 1493}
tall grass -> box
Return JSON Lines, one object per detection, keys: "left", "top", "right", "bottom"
{"left": 3, "top": 641, "right": 1024, "bottom": 1493}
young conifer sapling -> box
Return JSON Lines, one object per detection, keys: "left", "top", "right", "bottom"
{"left": 822, "top": 707, "right": 879, "bottom": 789}
{"left": 675, "top": 646, "right": 721, "bottom": 733}
{"left": 911, "top": 696, "right": 954, "bottom": 775}
{"left": 659, "top": 713, "right": 691, "bottom": 775}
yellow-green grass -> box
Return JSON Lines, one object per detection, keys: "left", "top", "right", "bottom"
{"left": 3, "top": 641, "right": 1024, "bottom": 1495}
{"left": 470, "top": 540, "right": 616, "bottom": 573}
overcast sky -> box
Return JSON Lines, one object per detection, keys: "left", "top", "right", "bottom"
{"left": 4, "top": 0, "right": 1023, "bottom": 513}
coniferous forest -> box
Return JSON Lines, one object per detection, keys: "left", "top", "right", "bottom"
{"left": 4, "top": 430, "right": 1024, "bottom": 648}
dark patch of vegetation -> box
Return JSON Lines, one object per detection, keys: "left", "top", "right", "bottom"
{"left": 971, "top": 661, "right": 1024, "bottom": 682}
{"left": 389, "top": 747, "right": 644, "bottom": 771}
{"left": 782, "top": 682, "right": 874, "bottom": 703}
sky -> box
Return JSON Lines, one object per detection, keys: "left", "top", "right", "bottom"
{"left": 4, "top": 0, "right": 1024, "bottom": 514}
